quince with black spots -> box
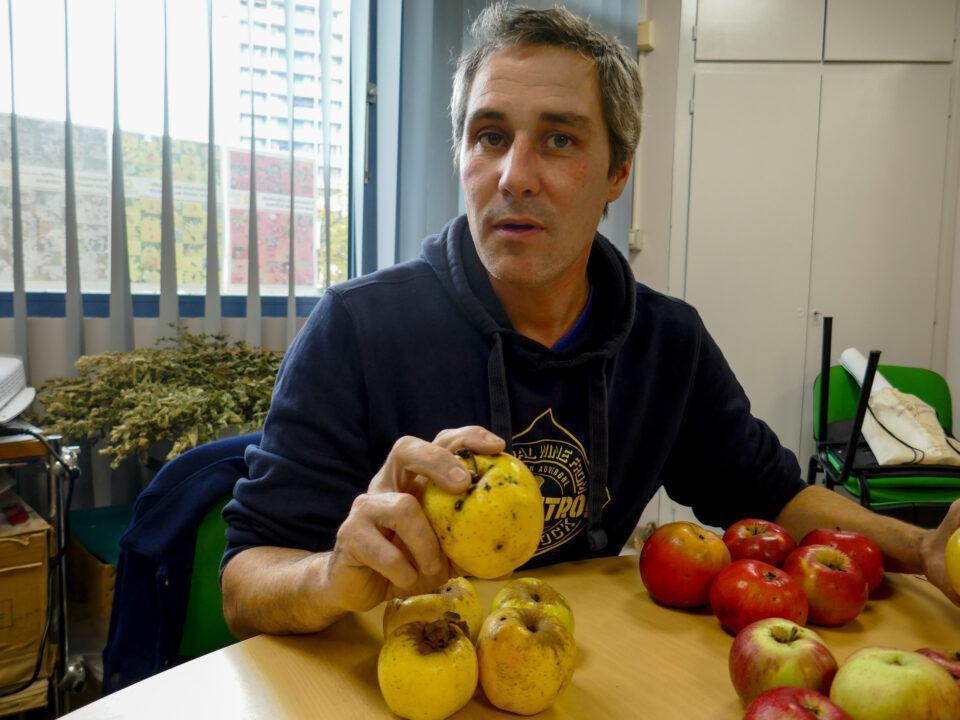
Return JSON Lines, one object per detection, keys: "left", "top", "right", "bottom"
{"left": 422, "top": 450, "right": 544, "bottom": 579}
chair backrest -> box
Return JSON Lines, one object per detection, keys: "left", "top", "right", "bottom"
{"left": 813, "top": 364, "right": 954, "bottom": 441}
{"left": 177, "top": 493, "right": 235, "bottom": 658}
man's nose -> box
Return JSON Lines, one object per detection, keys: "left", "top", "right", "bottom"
{"left": 498, "top": 138, "right": 540, "bottom": 198}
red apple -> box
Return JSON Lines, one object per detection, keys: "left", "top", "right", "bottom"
{"left": 800, "top": 529, "right": 885, "bottom": 593}
{"left": 744, "top": 687, "right": 851, "bottom": 720}
{"left": 723, "top": 518, "right": 797, "bottom": 566}
{"left": 638, "top": 521, "right": 730, "bottom": 608}
{"left": 729, "top": 618, "right": 838, "bottom": 705}
{"left": 916, "top": 648, "right": 960, "bottom": 680}
{"left": 709, "top": 559, "right": 808, "bottom": 634}
{"left": 783, "top": 545, "right": 867, "bottom": 627}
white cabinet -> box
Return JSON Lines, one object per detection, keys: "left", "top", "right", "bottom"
{"left": 661, "top": 0, "right": 958, "bottom": 529}
{"left": 825, "top": 0, "right": 956, "bottom": 61}
{"left": 686, "top": 67, "right": 821, "bottom": 451}
{"left": 798, "top": 65, "right": 953, "bottom": 450}
{"left": 695, "top": 0, "right": 825, "bottom": 61}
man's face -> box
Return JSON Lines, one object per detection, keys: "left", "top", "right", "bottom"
{"left": 459, "top": 44, "right": 631, "bottom": 290}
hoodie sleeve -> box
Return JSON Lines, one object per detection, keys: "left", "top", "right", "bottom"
{"left": 221, "top": 289, "right": 373, "bottom": 572}
{"left": 659, "top": 311, "right": 806, "bottom": 529}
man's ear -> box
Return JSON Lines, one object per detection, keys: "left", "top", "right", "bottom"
{"left": 606, "top": 159, "right": 633, "bottom": 203}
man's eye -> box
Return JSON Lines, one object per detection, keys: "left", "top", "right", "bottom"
{"left": 478, "top": 132, "right": 505, "bottom": 147}
{"left": 549, "top": 134, "right": 573, "bottom": 149}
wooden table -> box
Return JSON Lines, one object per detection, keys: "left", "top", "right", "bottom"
{"left": 65, "top": 556, "right": 960, "bottom": 719}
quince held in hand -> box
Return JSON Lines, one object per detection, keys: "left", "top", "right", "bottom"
{"left": 490, "top": 577, "right": 575, "bottom": 635}
{"left": 422, "top": 450, "right": 543, "bottom": 579}
{"left": 946, "top": 526, "right": 960, "bottom": 595}
{"left": 377, "top": 613, "right": 478, "bottom": 720}
{"left": 383, "top": 577, "right": 483, "bottom": 643}
{"left": 477, "top": 605, "right": 576, "bottom": 715}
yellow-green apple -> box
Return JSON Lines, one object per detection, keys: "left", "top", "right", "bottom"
{"left": 800, "top": 528, "right": 885, "bottom": 593}
{"left": 422, "top": 450, "right": 543, "bottom": 579}
{"left": 915, "top": 648, "right": 960, "bottom": 683}
{"left": 477, "top": 605, "right": 576, "bottom": 715}
{"left": 783, "top": 545, "right": 867, "bottom": 626}
{"left": 490, "top": 577, "right": 574, "bottom": 635}
{"left": 728, "top": 618, "right": 837, "bottom": 705}
{"left": 723, "top": 519, "right": 797, "bottom": 566}
{"left": 947, "top": 527, "right": 960, "bottom": 595}
{"left": 709, "top": 560, "right": 809, "bottom": 634}
{"left": 378, "top": 613, "right": 478, "bottom": 720}
{"left": 638, "top": 521, "right": 731, "bottom": 607}
{"left": 829, "top": 648, "right": 960, "bottom": 720}
{"left": 383, "top": 577, "right": 483, "bottom": 642}
{"left": 744, "top": 687, "right": 851, "bottom": 720}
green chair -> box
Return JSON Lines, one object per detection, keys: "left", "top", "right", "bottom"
{"left": 102, "top": 432, "right": 258, "bottom": 694}
{"left": 178, "top": 493, "right": 235, "bottom": 658}
{"left": 808, "top": 317, "right": 960, "bottom": 526}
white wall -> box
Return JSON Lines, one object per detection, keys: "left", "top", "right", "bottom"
{"left": 630, "top": 0, "right": 680, "bottom": 293}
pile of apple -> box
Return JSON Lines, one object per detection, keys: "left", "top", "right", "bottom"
{"left": 638, "top": 519, "right": 960, "bottom": 719}
{"left": 639, "top": 519, "right": 885, "bottom": 633}
{"left": 732, "top": 619, "right": 960, "bottom": 719}
{"left": 377, "top": 576, "right": 576, "bottom": 720}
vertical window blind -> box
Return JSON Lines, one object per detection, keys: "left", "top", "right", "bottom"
{"left": 0, "top": 0, "right": 350, "bottom": 372}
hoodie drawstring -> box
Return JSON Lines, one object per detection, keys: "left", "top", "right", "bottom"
{"left": 586, "top": 358, "right": 609, "bottom": 551}
{"left": 487, "top": 333, "right": 514, "bottom": 454}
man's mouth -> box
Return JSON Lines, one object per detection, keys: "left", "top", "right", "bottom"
{"left": 493, "top": 218, "right": 544, "bottom": 234}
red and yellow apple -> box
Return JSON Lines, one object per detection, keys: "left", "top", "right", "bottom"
{"left": 383, "top": 576, "right": 483, "bottom": 642}
{"left": 728, "top": 618, "right": 837, "bottom": 705}
{"left": 422, "top": 451, "right": 543, "bottom": 579}
{"left": 829, "top": 648, "right": 960, "bottom": 720}
{"left": 477, "top": 605, "right": 576, "bottom": 715}
{"left": 490, "top": 577, "right": 574, "bottom": 635}
{"left": 709, "top": 559, "right": 808, "bottom": 634}
{"left": 783, "top": 545, "right": 867, "bottom": 626}
{"left": 744, "top": 687, "right": 851, "bottom": 720}
{"left": 378, "top": 614, "right": 478, "bottom": 720}
{"left": 638, "top": 521, "right": 730, "bottom": 608}
{"left": 799, "top": 528, "right": 885, "bottom": 593}
{"left": 723, "top": 519, "right": 797, "bottom": 567}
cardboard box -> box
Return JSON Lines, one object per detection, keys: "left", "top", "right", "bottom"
{"left": 66, "top": 536, "right": 116, "bottom": 653}
{"left": 0, "top": 490, "right": 54, "bottom": 695}
{"left": 0, "top": 677, "right": 49, "bottom": 715}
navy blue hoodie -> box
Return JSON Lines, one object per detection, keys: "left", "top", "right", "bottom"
{"left": 223, "top": 215, "right": 804, "bottom": 570}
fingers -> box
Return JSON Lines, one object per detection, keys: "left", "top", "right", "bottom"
{"left": 371, "top": 427, "right": 506, "bottom": 495}
{"left": 433, "top": 426, "right": 506, "bottom": 455}
{"left": 337, "top": 492, "right": 445, "bottom": 588}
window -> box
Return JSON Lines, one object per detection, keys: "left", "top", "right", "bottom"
{"left": 0, "top": 0, "right": 351, "bottom": 297}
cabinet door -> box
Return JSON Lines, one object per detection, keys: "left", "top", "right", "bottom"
{"left": 696, "top": 0, "right": 825, "bottom": 61}
{"left": 798, "top": 65, "right": 952, "bottom": 466}
{"left": 686, "top": 68, "right": 821, "bottom": 456}
{"left": 825, "top": 0, "right": 957, "bottom": 61}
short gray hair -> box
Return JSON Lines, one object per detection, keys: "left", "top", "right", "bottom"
{"left": 450, "top": 3, "right": 643, "bottom": 176}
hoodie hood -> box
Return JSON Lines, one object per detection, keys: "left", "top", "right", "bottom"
{"left": 421, "top": 214, "right": 637, "bottom": 551}
{"left": 421, "top": 215, "right": 636, "bottom": 367}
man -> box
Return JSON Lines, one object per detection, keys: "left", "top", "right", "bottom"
{"left": 221, "top": 4, "right": 960, "bottom": 638}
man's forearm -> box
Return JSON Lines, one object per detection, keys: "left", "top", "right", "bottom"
{"left": 775, "top": 485, "right": 925, "bottom": 573}
{"left": 221, "top": 546, "right": 346, "bottom": 639}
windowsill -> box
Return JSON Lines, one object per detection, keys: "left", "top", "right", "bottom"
{"left": 0, "top": 292, "right": 321, "bottom": 319}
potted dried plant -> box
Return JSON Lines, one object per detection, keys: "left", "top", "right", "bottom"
{"left": 34, "top": 327, "right": 282, "bottom": 469}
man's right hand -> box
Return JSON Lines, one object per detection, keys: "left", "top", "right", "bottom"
{"left": 318, "top": 426, "right": 506, "bottom": 615}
